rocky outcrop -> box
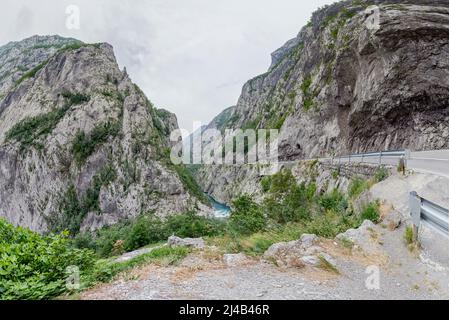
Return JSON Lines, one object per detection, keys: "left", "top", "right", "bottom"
{"left": 0, "top": 36, "right": 208, "bottom": 233}
{"left": 263, "top": 233, "right": 338, "bottom": 269}
{"left": 167, "top": 236, "right": 205, "bottom": 249}
{"left": 195, "top": 0, "right": 449, "bottom": 203}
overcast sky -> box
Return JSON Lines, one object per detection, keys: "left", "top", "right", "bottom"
{"left": 1, "top": 0, "right": 335, "bottom": 131}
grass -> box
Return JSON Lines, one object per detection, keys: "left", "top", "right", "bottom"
{"left": 404, "top": 225, "right": 421, "bottom": 254}
{"left": 66, "top": 246, "right": 190, "bottom": 297}
{"left": 374, "top": 167, "right": 390, "bottom": 182}
{"left": 318, "top": 255, "right": 340, "bottom": 274}
{"left": 348, "top": 176, "right": 368, "bottom": 199}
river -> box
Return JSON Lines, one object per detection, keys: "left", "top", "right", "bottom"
{"left": 205, "top": 193, "right": 231, "bottom": 218}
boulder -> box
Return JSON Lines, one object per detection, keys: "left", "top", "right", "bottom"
{"left": 336, "top": 220, "right": 379, "bottom": 253}
{"left": 167, "top": 236, "right": 205, "bottom": 249}
{"left": 223, "top": 253, "right": 251, "bottom": 267}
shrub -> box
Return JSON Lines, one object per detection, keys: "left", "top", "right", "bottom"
{"left": 229, "top": 194, "right": 265, "bottom": 235}
{"left": 348, "top": 176, "right": 368, "bottom": 199}
{"left": 61, "top": 91, "right": 90, "bottom": 106}
{"left": 260, "top": 176, "right": 271, "bottom": 193}
{"left": 319, "top": 189, "right": 348, "bottom": 213}
{"left": 360, "top": 202, "right": 380, "bottom": 223}
{"left": 374, "top": 167, "right": 389, "bottom": 182}
{"left": 124, "top": 214, "right": 167, "bottom": 252}
{"left": 404, "top": 225, "right": 416, "bottom": 245}
{"left": 165, "top": 211, "right": 225, "bottom": 238}
{"left": 74, "top": 212, "right": 224, "bottom": 258}
{"left": 0, "top": 218, "right": 95, "bottom": 300}
{"left": 268, "top": 169, "right": 296, "bottom": 197}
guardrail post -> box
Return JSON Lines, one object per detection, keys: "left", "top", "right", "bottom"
{"left": 379, "top": 151, "right": 382, "bottom": 165}
{"left": 405, "top": 149, "right": 411, "bottom": 160}
{"left": 348, "top": 154, "right": 351, "bottom": 163}
{"left": 409, "top": 191, "right": 421, "bottom": 240}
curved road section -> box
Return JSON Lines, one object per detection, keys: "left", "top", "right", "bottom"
{"left": 328, "top": 149, "right": 449, "bottom": 179}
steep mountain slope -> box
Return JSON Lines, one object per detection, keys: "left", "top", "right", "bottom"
{"left": 195, "top": 0, "right": 449, "bottom": 203}
{"left": 0, "top": 35, "right": 209, "bottom": 233}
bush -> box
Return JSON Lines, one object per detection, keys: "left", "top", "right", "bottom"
{"left": 260, "top": 176, "right": 271, "bottom": 193}
{"left": 374, "top": 167, "right": 389, "bottom": 182}
{"left": 0, "top": 218, "right": 95, "bottom": 300}
{"left": 264, "top": 183, "right": 311, "bottom": 224}
{"left": 74, "top": 212, "right": 225, "bottom": 258}
{"left": 61, "top": 91, "right": 90, "bottom": 106}
{"left": 124, "top": 214, "right": 167, "bottom": 251}
{"left": 165, "top": 211, "right": 225, "bottom": 238}
{"left": 360, "top": 202, "right": 380, "bottom": 223}
{"left": 348, "top": 177, "right": 368, "bottom": 199}
{"left": 229, "top": 194, "right": 266, "bottom": 235}
{"left": 319, "top": 189, "right": 348, "bottom": 214}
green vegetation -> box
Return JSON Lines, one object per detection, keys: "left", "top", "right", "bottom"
{"left": 5, "top": 105, "right": 70, "bottom": 151}
{"left": 173, "top": 164, "right": 209, "bottom": 204}
{"left": 14, "top": 61, "right": 48, "bottom": 87}
{"left": 300, "top": 74, "right": 317, "bottom": 110}
{"left": 374, "top": 167, "right": 390, "bottom": 182}
{"left": 0, "top": 218, "right": 95, "bottom": 300}
{"left": 5, "top": 90, "right": 91, "bottom": 152}
{"left": 0, "top": 217, "right": 190, "bottom": 299}
{"left": 74, "top": 212, "right": 225, "bottom": 258}
{"left": 229, "top": 194, "right": 266, "bottom": 235}
{"left": 88, "top": 246, "right": 190, "bottom": 285}
{"left": 207, "top": 169, "right": 380, "bottom": 256}
{"left": 348, "top": 176, "right": 368, "bottom": 199}
{"left": 48, "top": 164, "right": 117, "bottom": 234}
{"left": 72, "top": 121, "right": 120, "bottom": 166}
{"left": 61, "top": 91, "right": 90, "bottom": 106}
{"left": 404, "top": 225, "right": 420, "bottom": 253}
{"left": 360, "top": 202, "right": 380, "bottom": 223}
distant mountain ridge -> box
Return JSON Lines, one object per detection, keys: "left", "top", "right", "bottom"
{"left": 0, "top": 35, "right": 210, "bottom": 233}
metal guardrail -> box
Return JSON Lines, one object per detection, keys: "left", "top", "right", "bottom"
{"left": 409, "top": 191, "right": 449, "bottom": 239}
{"left": 330, "top": 149, "right": 409, "bottom": 165}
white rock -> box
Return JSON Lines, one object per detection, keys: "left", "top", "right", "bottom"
{"left": 300, "top": 255, "right": 321, "bottom": 266}
{"left": 167, "top": 235, "right": 205, "bottom": 249}
{"left": 223, "top": 253, "right": 250, "bottom": 267}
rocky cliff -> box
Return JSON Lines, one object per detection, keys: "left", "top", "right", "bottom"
{"left": 0, "top": 35, "right": 209, "bottom": 233}
{"left": 195, "top": 0, "right": 449, "bottom": 203}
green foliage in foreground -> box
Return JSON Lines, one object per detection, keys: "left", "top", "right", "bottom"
{"left": 0, "top": 218, "right": 95, "bottom": 300}
{"left": 0, "top": 218, "right": 190, "bottom": 300}
{"left": 229, "top": 194, "right": 266, "bottom": 235}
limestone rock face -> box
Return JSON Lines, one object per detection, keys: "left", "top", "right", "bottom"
{"left": 0, "top": 36, "right": 204, "bottom": 233}
{"left": 195, "top": 1, "right": 449, "bottom": 203}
